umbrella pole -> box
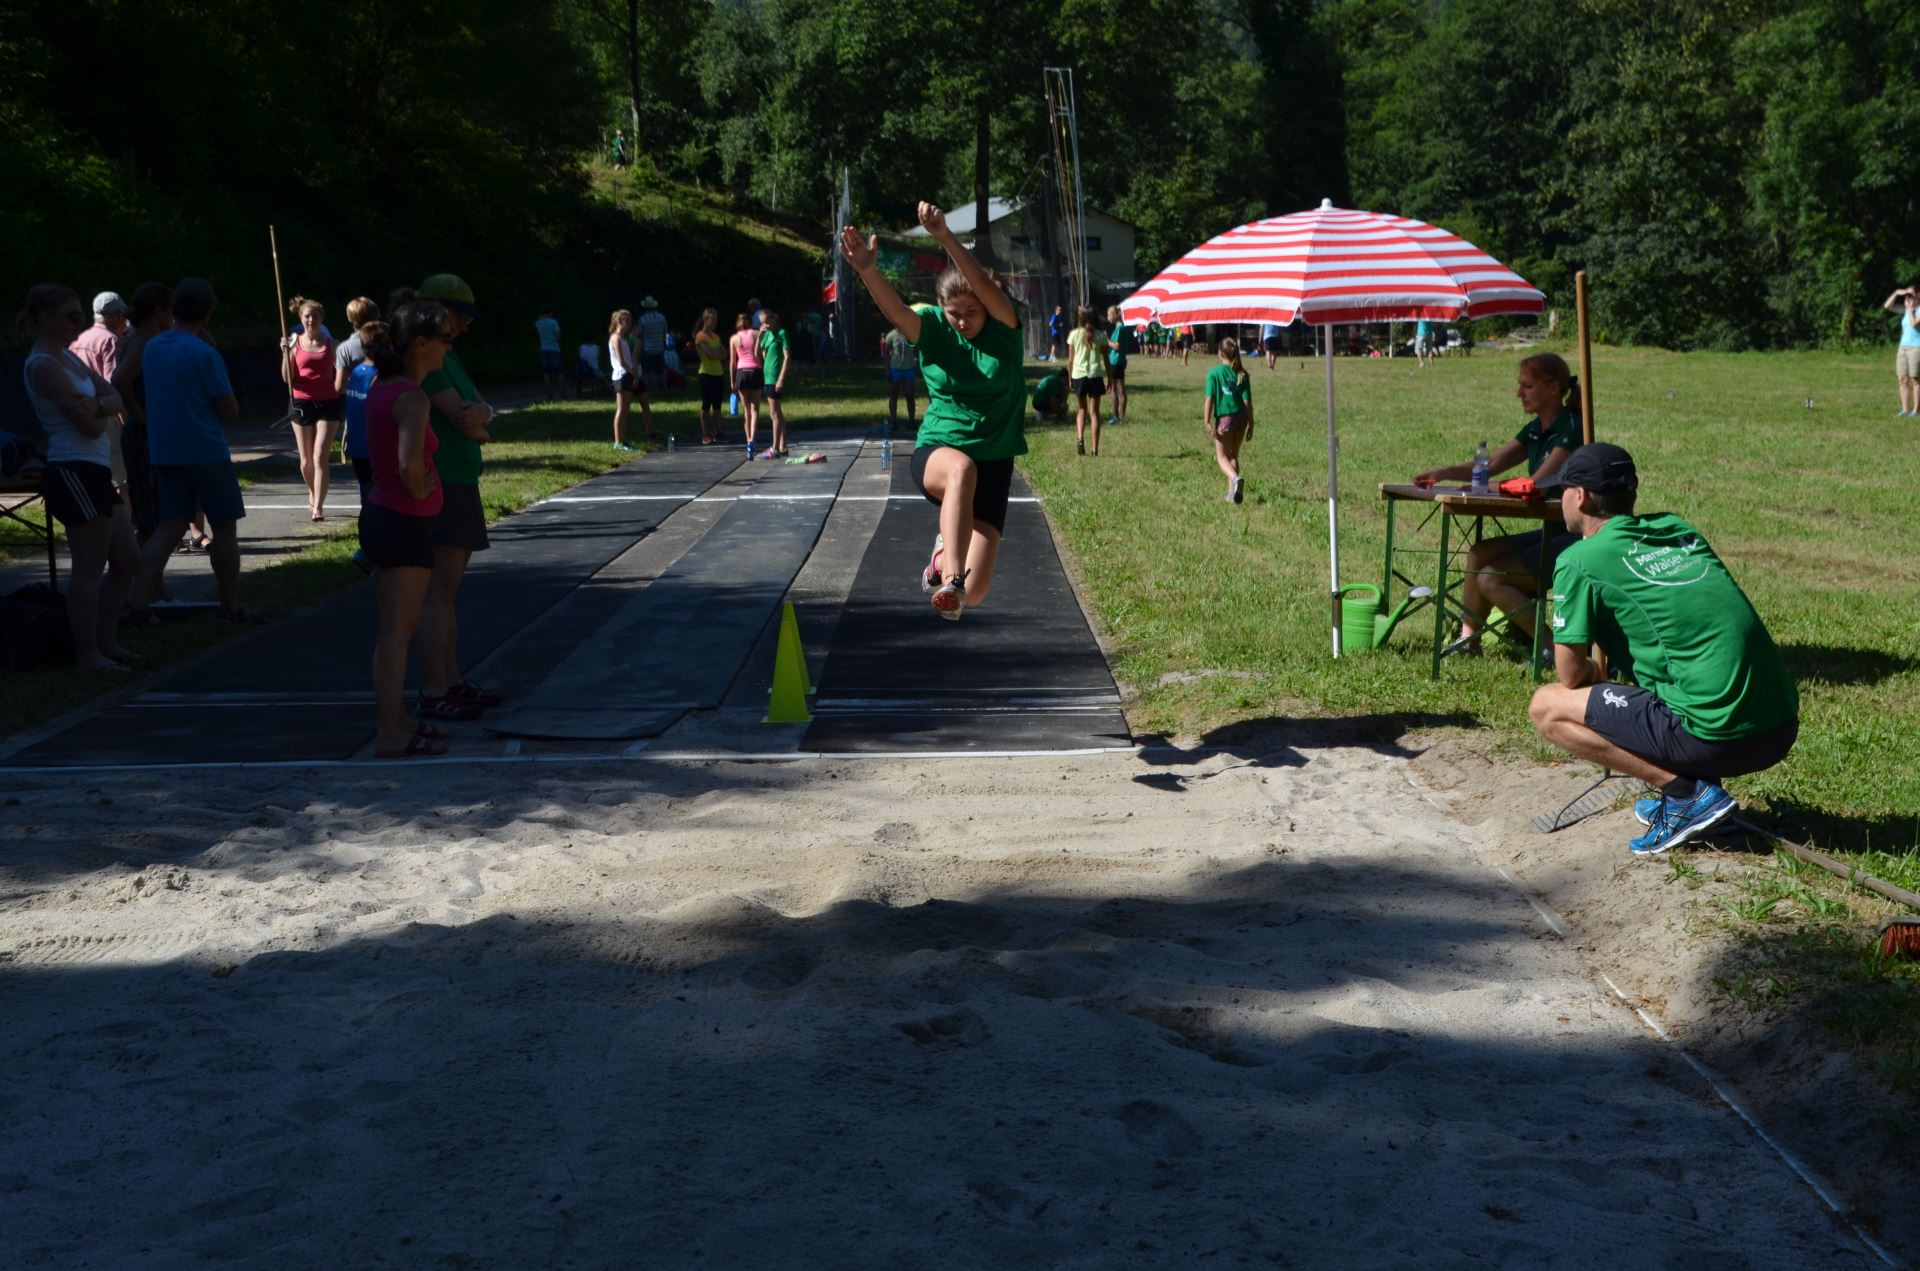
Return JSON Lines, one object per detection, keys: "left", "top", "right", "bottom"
{"left": 1575, "top": 270, "right": 1595, "bottom": 444}
{"left": 1324, "top": 322, "right": 1341, "bottom": 658}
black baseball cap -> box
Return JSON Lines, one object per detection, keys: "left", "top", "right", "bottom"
{"left": 1535, "top": 442, "right": 1638, "bottom": 494}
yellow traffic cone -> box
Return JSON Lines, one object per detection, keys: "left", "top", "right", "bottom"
{"left": 764, "top": 600, "right": 813, "bottom": 724}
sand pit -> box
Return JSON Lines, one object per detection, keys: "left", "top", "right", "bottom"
{"left": 0, "top": 746, "right": 1882, "bottom": 1266}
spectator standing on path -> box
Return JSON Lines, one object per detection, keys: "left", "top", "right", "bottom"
{"left": 636, "top": 297, "right": 670, "bottom": 395}
{"left": 70, "top": 291, "right": 129, "bottom": 382}
{"left": 359, "top": 303, "right": 451, "bottom": 758}
{"left": 1066, "top": 305, "right": 1109, "bottom": 457}
{"left": 331, "top": 297, "right": 379, "bottom": 398}
{"left": 1884, "top": 282, "right": 1919, "bottom": 417}
{"left": 1105, "top": 306, "right": 1133, "bottom": 427}
{"left": 534, "top": 304, "right": 563, "bottom": 401}
{"left": 1415, "top": 318, "right": 1434, "bottom": 368}
{"left": 136, "top": 277, "right": 249, "bottom": 622}
{"left": 413, "top": 272, "right": 503, "bottom": 722}
{"left": 111, "top": 283, "right": 172, "bottom": 594}
{"left": 884, "top": 324, "right": 918, "bottom": 427}
{"left": 1046, "top": 305, "right": 1065, "bottom": 363}
{"left": 731, "top": 312, "right": 765, "bottom": 455}
{"left": 694, "top": 308, "right": 727, "bottom": 444}
{"left": 759, "top": 309, "right": 790, "bottom": 457}
{"left": 1528, "top": 444, "right": 1799, "bottom": 855}
{"left": 282, "top": 297, "right": 345, "bottom": 522}
{"left": 19, "top": 284, "right": 139, "bottom": 669}
{"left": 607, "top": 308, "right": 639, "bottom": 451}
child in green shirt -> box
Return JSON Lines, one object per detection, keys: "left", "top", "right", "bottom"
{"left": 1202, "top": 337, "right": 1255, "bottom": 504}
{"left": 758, "top": 311, "right": 790, "bottom": 457}
{"left": 840, "top": 202, "right": 1025, "bottom": 621}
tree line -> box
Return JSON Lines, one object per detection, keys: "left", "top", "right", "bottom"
{"left": 4, "top": 0, "right": 1915, "bottom": 356}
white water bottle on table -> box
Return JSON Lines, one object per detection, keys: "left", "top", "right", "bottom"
{"left": 1471, "top": 440, "right": 1490, "bottom": 494}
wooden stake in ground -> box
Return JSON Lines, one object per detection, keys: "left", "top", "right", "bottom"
{"left": 268, "top": 225, "right": 298, "bottom": 430}
{"left": 1575, "top": 270, "right": 1595, "bottom": 446}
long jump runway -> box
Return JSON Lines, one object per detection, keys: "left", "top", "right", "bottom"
{"left": 3, "top": 447, "right": 741, "bottom": 767}
{"left": 800, "top": 458, "right": 1130, "bottom": 753}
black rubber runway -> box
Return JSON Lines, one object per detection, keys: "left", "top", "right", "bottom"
{"left": 487, "top": 453, "right": 852, "bottom": 740}
{"left": 6, "top": 448, "right": 741, "bottom": 766}
{"left": 800, "top": 456, "right": 1130, "bottom": 753}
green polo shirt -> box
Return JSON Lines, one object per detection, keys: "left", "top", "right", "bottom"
{"left": 421, "top": 350, "right": 483, "bottom": 484}
{"left": 912, "top": 305, "right": 1027, "bottom": 461}
{"left": 1205, "top": 363, "right": 1253, "bottom": 417}
{"left": 1515, "top": 410, "right": 1581, "bottom": 475}
{"left": 759, "top": 328, "right": 788, "bottom": 385}
{"left": 1550, "top": 513, "right": 1797, "bottom": 739}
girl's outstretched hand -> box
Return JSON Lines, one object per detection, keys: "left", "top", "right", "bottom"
{"left": 839, "top": 225, "right": 877, "bottom": 271}
{"left": 917, "top": 202, "right": 949, "bottom": 239}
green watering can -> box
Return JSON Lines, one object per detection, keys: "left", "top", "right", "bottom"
{"left": 1338, "top": 582, "right": 1434, "bottom": 652}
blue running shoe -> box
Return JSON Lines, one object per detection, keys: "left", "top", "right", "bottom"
{"left": 1633, "top": 795, "right": 1661, "bottom": 826}
{"left": 1629, "top": 783, "right": 1737, "bottom": 854}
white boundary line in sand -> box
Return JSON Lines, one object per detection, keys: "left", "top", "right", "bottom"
{"left": 540, "top": 494, "right": 1039, "bottom": 505}
{"left": 0, "top": 745, "right": 1138, "bottom": 775}
{"left": 1596, "top": 972, "right": 1897, "bottom": 1267}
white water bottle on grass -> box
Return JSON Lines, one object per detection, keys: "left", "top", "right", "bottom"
{"left": 1471, "top": 440, "right": 1490, "bottom": 494}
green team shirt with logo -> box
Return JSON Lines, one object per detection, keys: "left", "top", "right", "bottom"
{"left": 759, "top": 328, "right": 789, "bottom": 385}
{"left": 1205, "top": 364, "right": 1253, "bottom": 417}
{"left": 1550, "top": 513, "right": 1797, "bottom": 739}
{"left": 911, "top": 305, "right": 1028, "bottom": 462}
{"left": 1514, "top": 410, "right": 1581, "bottom": 475}
{"left": 421, "top": 349, "right": 483, "bottom": 484}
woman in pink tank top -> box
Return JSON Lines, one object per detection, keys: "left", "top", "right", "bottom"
{"left": 281, "top": 296, "right": 345, "bottom": 521}
{"left": 357, "top": 301, "right": 451, "bottom": 758}
{"left": 729, "top": 311, "right": 764, "bottom": 453}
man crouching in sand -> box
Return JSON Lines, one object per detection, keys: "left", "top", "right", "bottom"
{"left": 1526, "top": 444, "right": 1799, "bottom": 854}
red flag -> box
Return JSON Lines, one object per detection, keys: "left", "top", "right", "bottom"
{"left": 822, "top": 280, "right": 837, "bottom": 304}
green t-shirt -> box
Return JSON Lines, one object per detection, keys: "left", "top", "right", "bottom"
{"left": 422, "top": 350, "right": 482, "bottom": 485}
{"left": 1515, "top": 410, "right": 1581, "bottom": 475}
{"left": 1108, "top": 323, "right": 1133, "bottom": 365}
{"left": 912, "top": 305, "right": 1028, "bottom": 461}
{"left": 1205, "top": 363, "right": 1253, "bottom": 417}
{"left": 1032, "top": 373, "right": 1066, "bottom": 411}
{"left": 1550, "top": 513, "right": 1798, "bottom": 740}
{"left": 759, "top": 328, "right": 788, "bottom": 385}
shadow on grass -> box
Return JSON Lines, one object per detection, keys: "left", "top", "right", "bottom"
{"left": 1740, "top": 798, "right": 1920, "bottom": 859}
{"left": 1133, "top": 711, "right": 1480, "bottom": 784}
{"left": 1778, "top": 642, "right": 1918, "bottom": 688}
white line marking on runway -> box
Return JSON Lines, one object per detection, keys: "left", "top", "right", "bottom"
{"left": 0, "top": 746, "right": 1138, "bottom": 774}
{"left": 540, "top": 494, "right": 1039, "bottom": 506}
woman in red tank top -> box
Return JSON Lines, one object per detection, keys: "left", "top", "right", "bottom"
{"left": 358, "top": 301, "right": 452, "bottom": 757}
{"left": 281, "top": 296, "right": 346, "bottom": 521}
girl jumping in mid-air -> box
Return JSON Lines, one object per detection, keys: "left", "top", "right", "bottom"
{"left": 841, "top": 203, "right": 1025, "bottom": 621}
{"left": 1203, "top": 337, "right": 1255, "bottom": 504}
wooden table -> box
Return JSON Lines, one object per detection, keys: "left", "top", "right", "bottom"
{"left": 1378, "top": 483, "right": 1563, "bottom": 679}
{"left": 0, "top": 476, "right": 58, "bottom": 591}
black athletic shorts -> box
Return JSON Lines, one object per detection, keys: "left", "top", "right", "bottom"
{"left": 293, "top": 396, "right": 345, "bottom": 425}
{"left": 911, "top": 446, "right": 1014, "bottom": 534}
{"left": 1582, "top": 683, "right": 1798, "bottom": 781}
{"left": 1502, "top": 527, "right": 1579, "bottom": 581}
{"left": 359, "top": 502, "right": 435, "bottom": 571}
{"left": 41, "top": 460, "right": 121, "bottom": 528}
{"left": 1071, "top": 376, "right": 1104, "bottom": 397}
{"left": 699, "top": 373, "right": 727, "bottom": 410}
{"left": 431, "top": 480, "right": 490, "bottom": 553}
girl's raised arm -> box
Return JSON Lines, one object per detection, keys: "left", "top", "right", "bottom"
{"left": 840, "top": 226, "right": 921, "bottom": 344}
{"left": 919, "top": 203, "right": 1017, "bottom": 330}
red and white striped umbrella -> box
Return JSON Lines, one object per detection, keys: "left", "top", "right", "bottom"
{"left": 1119, "top": 200, "right": 1543, "bottom": 327}
{"left": 1120, "top": 202, "right": 1544, "bottom": 658}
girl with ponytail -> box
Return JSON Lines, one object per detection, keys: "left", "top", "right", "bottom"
{"left": 1203, "top": 336, "right": 1256, "bottom": 504}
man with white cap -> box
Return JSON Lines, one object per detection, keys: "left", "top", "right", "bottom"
{"left": 70, "top": 291, "right": 130, "bottom": 382}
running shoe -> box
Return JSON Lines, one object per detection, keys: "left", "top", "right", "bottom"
{"left": 612, "top": 442, "right": 635, "bottom": 452}
{"left": 1076, "top": 437, "right": 1086, "bottom": 455}
{"left": 1633, "top": 795, "right": 1661, "bottom": 826}
{"left": 931, "top": 574, "right": 967, "bottom": 621}
{"left": 1230, "top": 476, "right": 1244, "bottom": 504}
{"left": 417, "top": 693, "right": 481, "bottom": 722}
{"left": 1629, "top": 783, "right": 1737, "bottom": 855}
{"left": 921, "top": 535, "right": 944, "bottom": 593}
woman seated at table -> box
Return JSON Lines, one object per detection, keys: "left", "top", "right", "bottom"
{"left": 1412, "top": 352, "right": 1581, "bottom": 654}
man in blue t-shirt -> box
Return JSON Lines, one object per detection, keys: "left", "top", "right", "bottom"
{"left": 137, "top": 277, "right": 248, "bottom": 618}
{"left": 534, "top": 305, "right": 562, "bottom": 400}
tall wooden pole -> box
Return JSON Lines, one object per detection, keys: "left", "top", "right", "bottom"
{"left": 1575, "top": 270, "right": 1595, "bottom": 444}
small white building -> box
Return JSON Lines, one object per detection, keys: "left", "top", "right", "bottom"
{"left": 905, "top": 198, "right": 1139, "bottom": 299}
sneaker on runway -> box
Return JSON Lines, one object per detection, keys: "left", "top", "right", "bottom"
{"left": 921, "top": 535, "right": 944, "bottom": 593}
{"left": 1230, "top": 476, "right": 1244, "bottom": 504}
{"left": 1629, "top": 783, "right": 1737, "bottom": 855}
{"left": 930, "top": 572, "right": 968, "bottom": 620}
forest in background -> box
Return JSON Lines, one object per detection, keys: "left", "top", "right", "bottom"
{"left": 3, "top": 0, "right": 1916, "bottom": 362}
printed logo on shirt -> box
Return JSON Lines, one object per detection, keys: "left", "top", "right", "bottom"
{"left": 1622, "top": 536, "right": 1709, "bottom": 587}
{"left": 1602, "top": 687, "right": 1629, "bottom": 709}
